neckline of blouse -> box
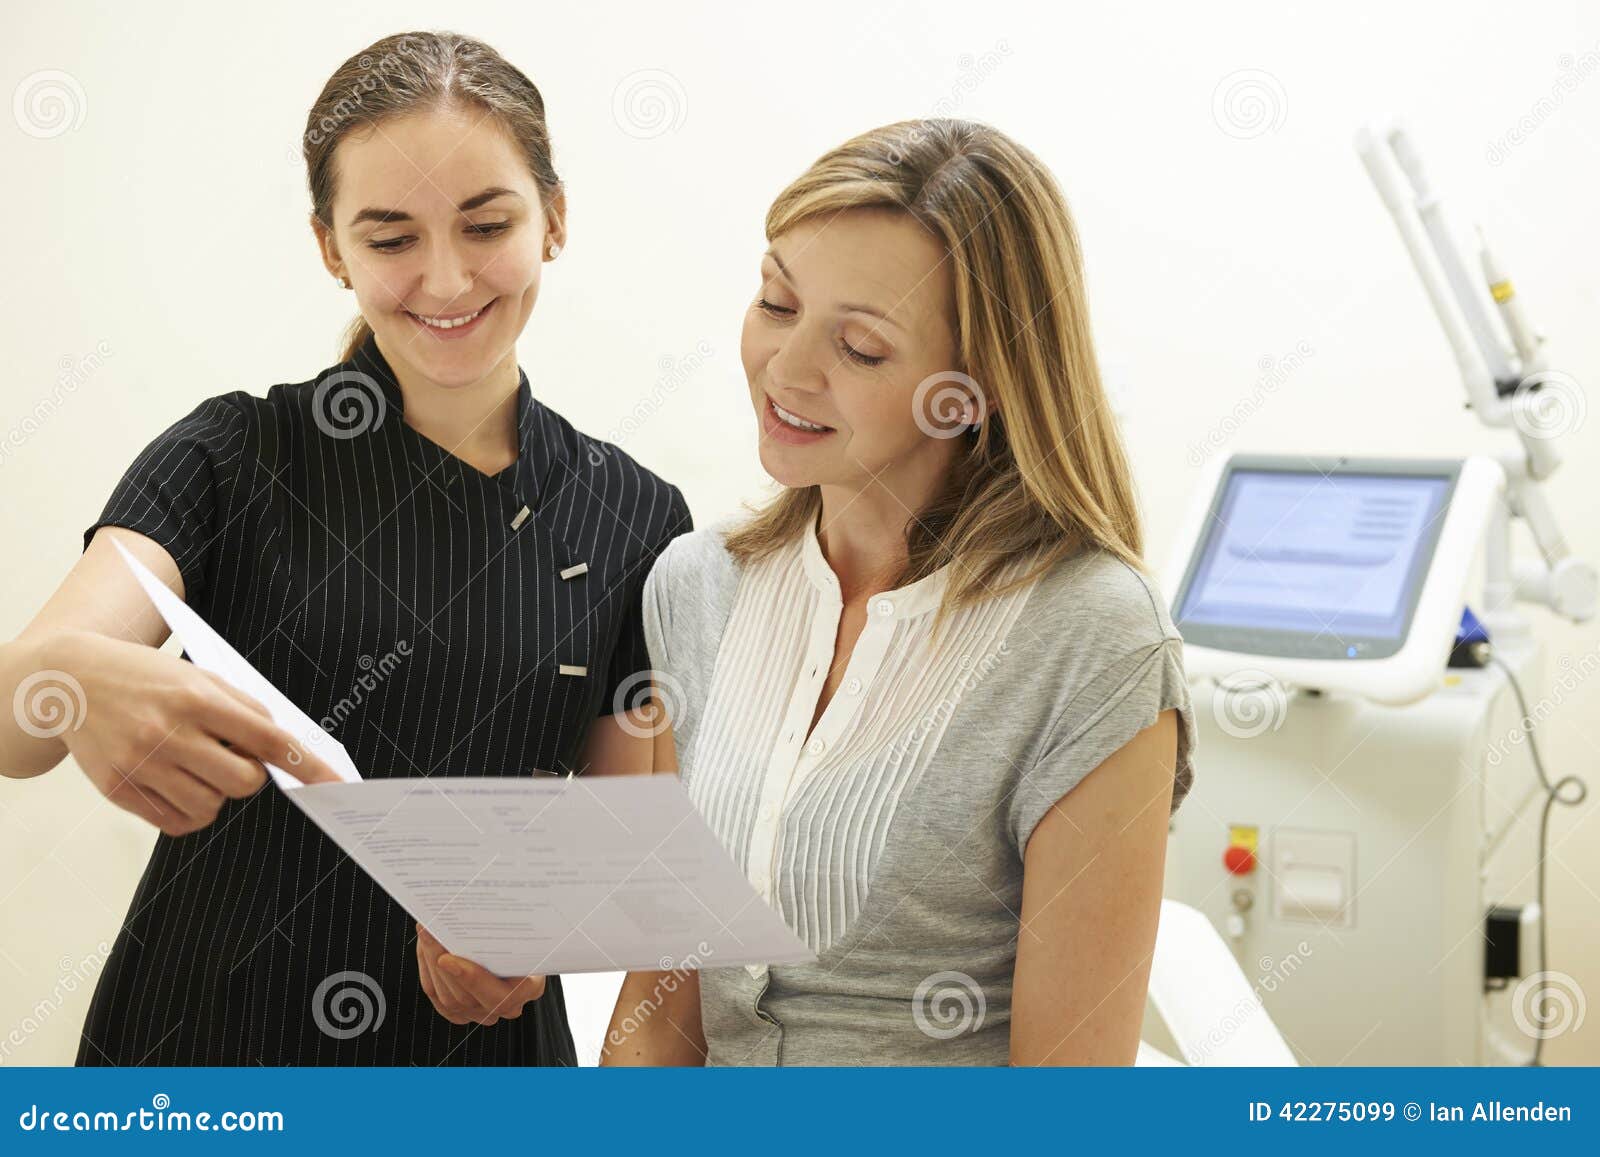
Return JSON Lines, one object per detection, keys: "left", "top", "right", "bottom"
{"left": 349, "top": 329, "right": 550, "bottom": 507}
{"left": 797, "top": 506, "right": 951, "bottom": 622}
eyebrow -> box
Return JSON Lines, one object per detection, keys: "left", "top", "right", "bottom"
{"left": 764, "top": 247, "right": 906, "bottom": 334}
{"left": 350, "top": 187, "right": 524, "bottom": 228}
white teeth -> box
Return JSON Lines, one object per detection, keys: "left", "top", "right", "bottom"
{"left": 772, "top": 400, "right": 830, "bottom": 431}
{"left": 411, "top": 304, "right": 486, "bottom": 329}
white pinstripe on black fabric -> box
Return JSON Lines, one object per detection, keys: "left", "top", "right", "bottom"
{"left": 76, "top": 332, "right": 690, "bottom": 1065}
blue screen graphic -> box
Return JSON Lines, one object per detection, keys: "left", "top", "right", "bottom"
{"left": 1177, "top": 470, "right": 1450, "bottom": 640}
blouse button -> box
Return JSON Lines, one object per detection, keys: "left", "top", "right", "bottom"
{"left": 806, "top": 737, "right": 826, "bottom": 756}
{"left": 874, "top": 598, "right": 894, "bottom": 617}
{"left": 845, "top": 677, "right": 862, "bottom": 695}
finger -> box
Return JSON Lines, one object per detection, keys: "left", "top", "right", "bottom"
{"left": 196, "top": 687, "right": 342, "bottom": 785}
{"left": 431, "top": 954, "right": 484, "bottom": 1017}
{"left": 155, "top": 765, "right": 227, "bottom": 820}
{"left": 417, "top": 927, "right": 493, "bottom": 1022}
{"left": 414, "top": 938, "right": 440, "bottom": 1003}
{"left": 414, "top": 931, "right": 472, "bottom": 1023}
{"left": 418, "top": 952, "right": 472, "bottom": 1025}
{"left": 103, "top": 772, "right": 203, "bottom": 836}
{"left": 434, "top": 958, "right": 498, "bottom": 1025}
{"left": 103, "top": 775, "right": 175, "bottom": 826}
{"left": 437, "top": 954, "right": 513, "bottom": 1008}
{"left": 207, "top": 674, "right": 281, "bottom": 722}
{"left": 207, "top": 685, "right": 343, "bottom": 785}
{"left": 175, "top": 735, "right": 269, "bottom": 799}
{"left": 103, "top": 750, "right": 218, "bottom": 827}
{"left": 439, "top": 955, "right": 541, "bottom": 1018}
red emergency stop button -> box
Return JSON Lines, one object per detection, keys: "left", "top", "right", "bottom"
{"left": 1223, "top": 844, "right": 1256, "bottom": 875}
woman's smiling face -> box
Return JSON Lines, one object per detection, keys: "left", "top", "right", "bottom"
{"left": 741, "top": 208, "right": 971, "bottom": 493}
{"left": 319, "top": 102, "right": 564, "bottom": 389}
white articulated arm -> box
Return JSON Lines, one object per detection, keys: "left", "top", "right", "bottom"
{"left": 1358, "top": 119, "right": 1595, "bottom": 628}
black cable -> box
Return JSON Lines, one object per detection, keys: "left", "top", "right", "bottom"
{"left": 1487, "top": 650, "right": 1590, "bottom": 1066}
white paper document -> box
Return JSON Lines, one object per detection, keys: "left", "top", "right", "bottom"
{"left": 113, "top": 540, "right": 816, "bottom": 976}
{"left": 267, "top": 775, "right": 814, "bottom": 975}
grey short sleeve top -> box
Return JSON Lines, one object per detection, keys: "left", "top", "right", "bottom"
{"left": 641, "top": 514, "right": 1197, "bottom": 1065}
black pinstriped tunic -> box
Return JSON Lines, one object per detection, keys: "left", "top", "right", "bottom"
{"left": 75, "top": 331, "right": 691, "bottom": 1065}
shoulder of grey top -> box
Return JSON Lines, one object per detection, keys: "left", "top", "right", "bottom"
{"left": 1027, "top": 545, "right": 1180, "bottom": 652}
{"left": 675, "top": 516, "right": 740, "bottom": 553}
{"left": 652, "top": 521, "right": 742, "bottom": 588}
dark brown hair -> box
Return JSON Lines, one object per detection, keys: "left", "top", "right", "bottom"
{"left": 302, "top": 31, "right": 563, "bottom": 362}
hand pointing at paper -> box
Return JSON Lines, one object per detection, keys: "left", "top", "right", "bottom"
{"left": 416, "top": 923, "right": 546, "bottom": 1026}
{"left": 0, "top": 529, "right": 342, "bottom": 837}
{"left": 47, "top": 629, "right": 344, "bottom": 835}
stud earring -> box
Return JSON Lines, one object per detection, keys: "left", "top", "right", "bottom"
{"left": 337, "top": 276, "right": 350, "bottom": 289}
{"left": 546, "top": 242, "right": 561, "bottom": 259}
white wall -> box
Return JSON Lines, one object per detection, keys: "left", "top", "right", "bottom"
{"left": 3, "top": 0, "right": 1597, "bottom": 1065}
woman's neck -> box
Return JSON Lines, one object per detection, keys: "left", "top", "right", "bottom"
{"left": 816, "top": 479, "right": 927, "bottom": 603}
{"left": 388, "top": 347, "right": 521, "bottom": 474}
{"left": 815, "top": 436, "right": 962, "bottom": 601}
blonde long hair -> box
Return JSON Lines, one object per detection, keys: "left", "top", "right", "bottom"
{"left": 725, "top": 119, "right": 1147, "bottom": 629}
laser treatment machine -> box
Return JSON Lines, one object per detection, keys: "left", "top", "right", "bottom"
{"left": 1153, "top": 122, "right": 1595, "bottom": 1065}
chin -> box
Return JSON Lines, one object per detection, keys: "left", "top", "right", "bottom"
{"left": 388, "top": 326, "right": 504, "bottom": 387}
{"left": 756, "top": 444, "right": 823, "bottom": 490}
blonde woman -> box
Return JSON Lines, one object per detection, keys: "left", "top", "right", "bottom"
{"left": 600, "top": 119, "right": 1199, "bottom": 1065}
